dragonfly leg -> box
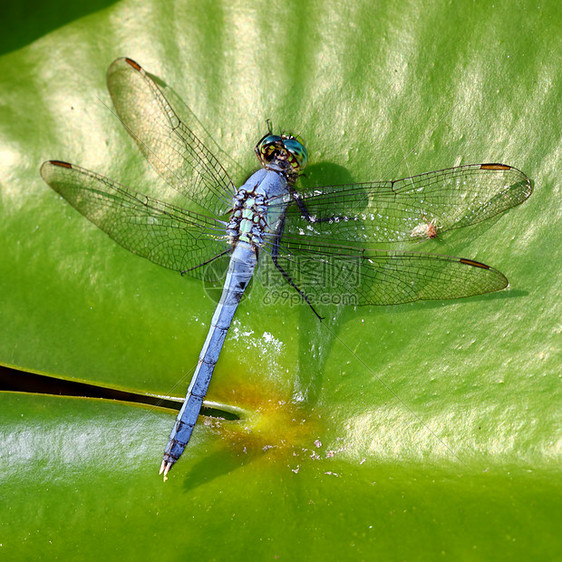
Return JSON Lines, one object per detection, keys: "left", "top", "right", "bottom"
{"left": 270, "top": 218, "right": 323, "bottom": 321}
{"left": 291, "top": 190, "right": 341, "bottom": 224}
{"left": 180, "top": 248, "right": 232, "bottom": 276}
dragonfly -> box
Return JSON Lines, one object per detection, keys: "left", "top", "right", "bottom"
{"left": 41, "top": 57, "right": 533, "bottom": 479}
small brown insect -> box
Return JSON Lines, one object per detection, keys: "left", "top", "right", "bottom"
{"left": 410, "top": 215, "right": 438, "bottom": 239}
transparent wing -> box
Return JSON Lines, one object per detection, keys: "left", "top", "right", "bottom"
{"left": 276, "top": 164, "right": 532, "bottom": 245}
{"left": 106, "top": 57, "right": 236, "bottom": 216}
{"left": 259, "top": 238, "right": 508, "bottom": 306}
{"left": 41, "top": 160, "right": 230, "bottom": 279}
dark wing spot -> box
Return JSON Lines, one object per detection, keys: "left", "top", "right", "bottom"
{"left": 49, "top": 160, "right": 73, "bottom": 168}
{"left": 460, "top": 258, "right": 490, "bottom": 269}
{"left": 124, "top": 58, "right": 142, "bottom": 71}
{"left": 480, "top": 163, "right": 511, "bottom": 171}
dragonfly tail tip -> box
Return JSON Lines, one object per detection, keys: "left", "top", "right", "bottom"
{"left": 159, "top": 459, "right": 172, "bottom": 481}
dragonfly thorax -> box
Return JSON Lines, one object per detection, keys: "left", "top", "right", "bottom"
{"left": 227, "top": 187, "right": 269, "bottom": 246}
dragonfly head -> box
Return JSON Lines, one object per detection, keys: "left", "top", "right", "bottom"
{"left": 255, "top": 133, "right": 308, "bottom": 180}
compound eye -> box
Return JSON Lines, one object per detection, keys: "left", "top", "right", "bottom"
{"left": 283, "top": 137, "right": 308, "bottom": 171}
{"left": 256, "top": 134, "right": 283, "bottom": 163}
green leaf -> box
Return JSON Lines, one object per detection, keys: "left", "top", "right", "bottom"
{"left": 0, "top": 0, "right": 560, "bottom": 559}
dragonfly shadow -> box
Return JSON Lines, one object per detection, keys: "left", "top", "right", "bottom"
{"left": 385, "top": 286, "right": 530, "bottom": 314}
{"left": 289, "top": 284, "right": 529, "bottom": 405}
{"left": 179, "top": 445, "right": 260, "bottom": 492}
{"left": 286, "top": 162, "right": 523, "bottom": 405}
{"left": 300, "top": 161, "right": 355, "bottom": 189}
{"left": 291, "top": 305, "right": 347, "bottom": 406}
{"left": 256, "top": 161, "right": 356, "bottom": 406}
